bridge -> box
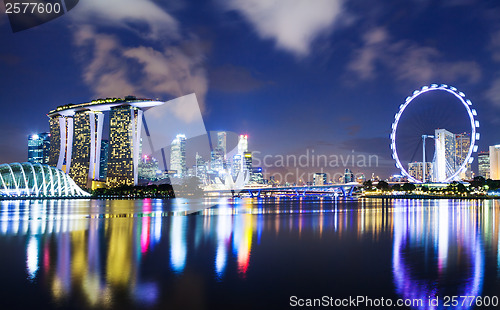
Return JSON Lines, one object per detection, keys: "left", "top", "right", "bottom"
{"left": 204, "top": 183, "right": 362, "bottom": 198}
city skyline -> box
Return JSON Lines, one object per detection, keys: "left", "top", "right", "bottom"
{"left": 2, "top": 1, "right": 500, "bottom": 179}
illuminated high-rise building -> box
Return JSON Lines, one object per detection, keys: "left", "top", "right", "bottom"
{"left": 251, "top": 167, "right": 264, "bottom": 184}
{"left": 99, "top": 139, "right": 109, "bottom": 180}
{"left": 48, "top": 115, "right": 73, "bottom": 172}
{"left": 195, "top": 153, "right": 207, "bottom": 183}
{"left": 170, "top": 134, "right": 186, "bottom": 177}
{"left": 106, "top": 105, "right": 143, "bottom": 188}
{"left": 243, "top": 151, "right": 252, "bottom": 172}
{"left": 344, "top": 168, "right": 354, "bottom": 184}
{"left": 489, "top": 145, "right": 500, "bottom": 180}
{"left": 48, "top": 97, "right": 164, "bottom": 188}
{"left": 70, "top": 110, "right": 104, "bottom": 188}
{"left": 232, "top": 154, "right": 242, "bottom": 178}
{"left": 478, "top": 151, "right": 490, "bottom": 179}
{"left": 211, "top": 131, "right": 227, "bottom": 173}
{"left": 455, "top": 132, "right": 472, "bottom": 179}
{"left": 238, "top": 135, "right": 248, "bottom": 154}
{"left": 434, "top": 129, "right": 456, "bottom": 182}
{"left": 313, "top": 173, "right": 327, "bottom": 185}
{"left": 138, "top": 155, "right": 160, "bottom": 182}
{"left": 217, "top": 131, "right": 227, "bottom": 158}
{"left": 28, "top": 132, "right": 50, "bottom": 164}
{"left": 408, "top": 162, "right": 433, "bottom": 182}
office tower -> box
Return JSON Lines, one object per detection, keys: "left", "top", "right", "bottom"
{"left": 28, "top": 132, "right": 50, "bottom": 164}
{"left": 313, "top": 173, "right": 327, "bottom": 185}
{"left": 138, "top": 155, "right": 160, "bottom": 182}
{"left": 455, "top": 132, "right": 472, "bottom": 179}
{"left": 243, "top": 151, "right": 252, "bottom": 172}
{"left": 478, "top": 151, "right": 490, "bottom": 179}
{"left": 408, "top": 162, "right": 433, "bottom": 182}
{"left": 48, "top": 97, "right": 163, "bottom": 188}
{"left": 211, "top": 148, "right": 224, "bottom": 173}
{"left": 170, "top": 134, "right": 186, "bottom": 177}
{"left": 70, "top": 110, "right": 104, "bottom": 188}
{"left": 344, "top": 168, "right": 354, "bottom": 184}
{"left": 489, "top": 145, "right": 500, "bottom": 180}
{"left": 232, "top": 154, "right": 242, "bottom": 178}
{"left": 251, "top": 167, "right": 264, "bottom": 184}
{"left": 217, "top": 131, "right": 227, "bottom": 158}
{"left": 238, "top": 134, "right": 248, "bottom": 154}
{"left": 211, "top": 131, "right": 227, "bottom": 173}
{"left": 434, "top": 129, "right": 456, "bottom": 182}
{"left": 99, "top": 139, "right": 109, "bottom": 180}
{"left": 195, "top": 153, "right": 207, "bottom": 183}
{"left": 106, "top": 106, "right": 143, "bottom": 188}
{"left": 48, "top": 115, "right": 74, "bottom": 172}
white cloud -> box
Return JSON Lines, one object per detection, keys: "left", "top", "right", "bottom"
{"left": 490, "top": 30, "right": 500, "bottom": 62}
{"left": 71, "top": 0, "right": 179, "bottom": 40}
{"left": 124, "top": 45, "right": 208, "bottom": 111}
{"left": 348, "top": 27, "right": 481, "bottom": 85}
{"left": 70, "top": 2, "right": 208, "bottom": 111}
{"left": 485, "top": 78, "right": 500, "bottom": 107}
{"left": 223, "top": 0, "right": 344, "bottom": 57}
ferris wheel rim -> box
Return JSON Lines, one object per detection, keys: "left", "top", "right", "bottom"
{"left": 390, "top": 84, "right": 478, "bottom": 183}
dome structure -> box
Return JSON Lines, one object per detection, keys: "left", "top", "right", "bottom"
{"left": 0, "top": 163, "right": 90, "bottom": 197}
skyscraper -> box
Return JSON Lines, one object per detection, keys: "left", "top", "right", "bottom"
{"left": 408, "top": 162, "right": 433, "bottom": 182}
{"left": 434, "top": 129, "right": 456, "bottom": 182}
{"left": 478, "top": 151, "right": 490, "bottom": 179}
{"left": 195, "top": 153, "right": 207, "bottom": 183}
{"left": 251, "top": 167, "right": 264, "bottom": 184}
{"left": 489, "top": 145, "right": 500, "bottom": 180}
{"left": 211, "top": 131, "right": 227, "bottom": 173}
{"left": 232, "top": 154, "right": 242, "bottom": 178}
{"left": 344, "top": 168, "right": 354, "bottom": 184}
{"left": 48, "top": 97, "right": 163, "bottom": 188}
{"left": 238, "top": 134, "right": 248, "bottom": 154}
{"left": 106, "top": 105, "right": 143, "bottom": 188}
{"left": 70, "top": 110, "right": 104, "bottom": 188}
{"left": 28, "top": 132, "right": 50, "bottom": 164}
{"left": 455, "top": 132, "right": 472, "bottom": 179}
{"left": 99, "top": 139, "right": 109, "bottom": 180}
{"left": 217, "top": 131, "right": 227, "bottom": 157}
{"left": 170, "top": 134, "right": 186, "bottom": 177}
{"left": 138, "top": 155, "right": 160, "bottom": 182}
{"left": 243, "top": 151, "right": 252, "bottom": 172}
{"left": 48, "top": 115, "right": 73, "bottom": 172}
{"left": 313, "top": 173, "right": 327, "bottom": 185}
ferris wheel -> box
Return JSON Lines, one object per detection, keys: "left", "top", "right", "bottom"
{"left": 390, "top": 84, "right": 479, "bottom": 183}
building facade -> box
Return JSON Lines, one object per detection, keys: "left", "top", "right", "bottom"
{"left": 455, "top": 132, "right": 472, "bottom": 179}
{"left": 434, "top": 129, "right": 456, "bottom": 182}
{"left": 106, "top": 106, "right": 143, "bottom": 188}
{"left": 313, "top": 173, "right": 327, "bottom": 185}
{"left": 344, "top": 168, "right": 354, "bottom": 184}
{"left": 99, "top": 139, "right": 109, "bottom": 180}
{"left": 48, "top": 97, "right": 160, "bottom": 189}
{"left": 490, "top": 145, "right": 500, "bottom": 180}
{"left": 28, "top": 132, "right": 50, "bottom": 164}
{"left": 170, "top": 134, "right": 186, "bottom": 177}
{"left": 478, "top": 151, "right": 490, "bottom": 179}
{"left": 408, "top": 162, "right": 433, "bottom": 182}
{"left": 238, "top": 135, "right": 248, "bottom": 154}
{"left": 69, "top": 110, "right": 104, "bottom": 188}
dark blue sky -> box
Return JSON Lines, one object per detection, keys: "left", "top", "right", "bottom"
{"left": 1, "top": 0, "right": 500, "bottom": 179}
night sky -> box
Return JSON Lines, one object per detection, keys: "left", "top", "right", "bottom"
{"left": 1, "top": 0, "right": 500, "bottom": 179}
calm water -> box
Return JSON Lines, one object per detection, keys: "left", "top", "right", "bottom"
{"left": 0, "top": 198, "right": 500, "bottom": 310}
